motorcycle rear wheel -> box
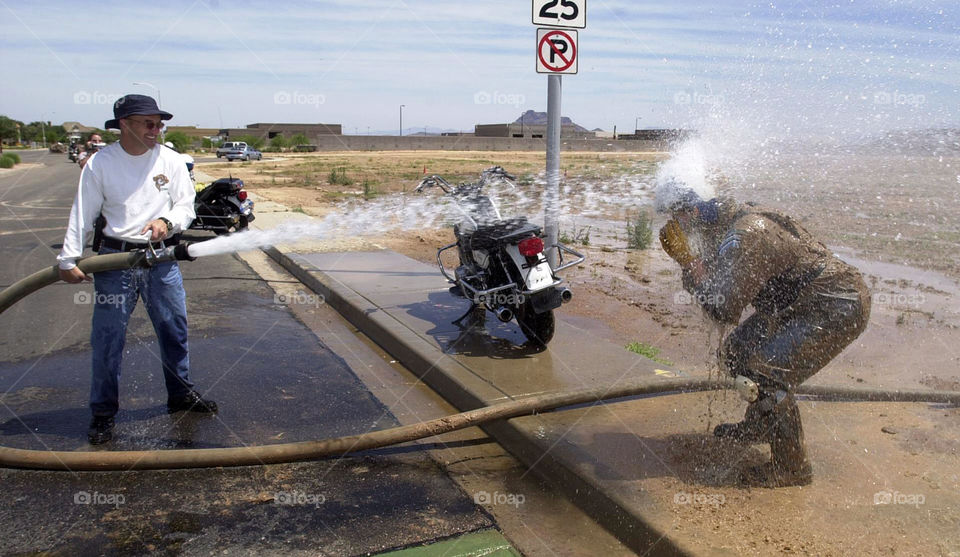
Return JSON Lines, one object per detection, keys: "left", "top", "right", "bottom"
{"left": 516, "top": 302, "right": 555, "bottom": 346}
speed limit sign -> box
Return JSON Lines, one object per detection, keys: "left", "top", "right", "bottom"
{"left": 532, "top": 0, "right": 586, "bottom": 29}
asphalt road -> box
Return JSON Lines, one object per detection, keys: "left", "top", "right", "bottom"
{"left": 0, "top": 150, "right": 493, "bottom": 555}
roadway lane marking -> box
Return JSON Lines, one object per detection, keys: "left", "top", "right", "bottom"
{"left": 0, "top": 227, "right": 64, "bottom": 236}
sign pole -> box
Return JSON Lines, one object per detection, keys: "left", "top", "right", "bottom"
{"left": 544, "top": 74, "right": 562, "bottom": 268}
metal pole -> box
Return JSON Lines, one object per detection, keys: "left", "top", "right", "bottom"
{"left": 399, "top": 105, "right": 405, "bottom": 136}
{"left": 544, "top": 75, "right": 562, "bottom": 268}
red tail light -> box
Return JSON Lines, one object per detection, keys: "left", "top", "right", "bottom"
{"left": 518, "top": 237, "right": 544, "bottom": 257}
{"left": 237, "top": 190, "right": 248, "bottom": 201}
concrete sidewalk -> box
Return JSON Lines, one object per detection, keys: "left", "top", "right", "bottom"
{"left": 266, "top": 247, "right": 697, "bottom": 555}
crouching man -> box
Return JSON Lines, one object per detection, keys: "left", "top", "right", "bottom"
{"left": 659, "top": 190, "right": 870, "bottom": 486}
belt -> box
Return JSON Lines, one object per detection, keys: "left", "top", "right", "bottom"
{"left": 101, "top": 235, "right": 180, "bottom": 252}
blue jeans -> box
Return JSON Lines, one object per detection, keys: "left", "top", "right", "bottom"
{"left": 90, "top": 247, "right": 193, "bottom": 416}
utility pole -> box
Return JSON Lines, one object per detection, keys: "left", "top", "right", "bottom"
{"left": 399, "top": 105, "right": 405, "bottom": 137}
{"left": 544, "top": 75, "right": 561, "bottom": 267}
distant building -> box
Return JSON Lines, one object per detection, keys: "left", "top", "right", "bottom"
{"left": 219, "top": 122, "right": 342, "bottom": 143}
{"left": 165, "top": 126, "right": 221, "bottom": 140}
{"left": 61, "top": 121, "right": 97, "bottom": 142}
{"left": 618, "top": 129, "right": 691, "bottom": 141}
{"left": 474, "top": 123, "right": 595, "bottom": 139}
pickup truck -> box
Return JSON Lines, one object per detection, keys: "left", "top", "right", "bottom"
{"left": 216, "top": 141, "right": 246, "bottom": 158}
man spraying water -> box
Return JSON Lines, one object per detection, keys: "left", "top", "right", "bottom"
{"left": 657, "top": 181, "right": 871, "bottom": 486}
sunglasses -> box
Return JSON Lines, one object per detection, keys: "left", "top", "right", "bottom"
{"left": 125, "top": 117, "right": 165, "bottom": 130}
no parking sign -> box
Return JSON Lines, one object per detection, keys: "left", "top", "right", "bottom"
{"left": 536, "top": 28, "right": 578, "bottom": 74}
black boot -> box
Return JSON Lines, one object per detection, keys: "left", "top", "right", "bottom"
{"left": 714, "top": 396, "right": 774, "bottom": 443}
{"left": 167, "top": 390, "right": 218, "bottom": 414}
{"left": 740, "top": 393, "right": 812, "bottom": 487}
{"left": 87, "top": 415, "right": 115, "bottom": 445}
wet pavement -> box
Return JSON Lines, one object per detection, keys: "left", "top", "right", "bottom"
{"left": 0, "top": 151, "right": 498, "bottom": 556}
{"left": 269, "top": 249, "right": 690, "bottom": 555}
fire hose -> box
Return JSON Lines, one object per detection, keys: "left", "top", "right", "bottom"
{"left": 1, "top": 247, "right": 958, "bottom": 471}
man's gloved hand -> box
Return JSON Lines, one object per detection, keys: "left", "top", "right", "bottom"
{"left": 660, "top": 219, "right": 695, "bottom": 267}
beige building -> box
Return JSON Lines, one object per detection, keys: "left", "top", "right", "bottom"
{"left": 61, "top": 121, "right": 97, "bottom": 141}
{"left": 218, "top": 122, "right": 342, "bottom": 142}
{"left": 165, "top": 126, "right": 221, "bottom": 140}
{"left": 474, "top": 122, "right": 595, "bottom": 139}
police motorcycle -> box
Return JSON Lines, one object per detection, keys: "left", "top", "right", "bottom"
{"left": 415, "top": 166, "right": 584, "bottom": 346}
{"left": 171, "top": 148, "right": 255, "bottom": 235}
{"left": 67, "top": 141, "right": 81, "bottom": 162}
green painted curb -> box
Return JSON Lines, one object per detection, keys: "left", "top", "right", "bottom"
{"left": 374, "top": 529, "right": 521, "bottom": 557}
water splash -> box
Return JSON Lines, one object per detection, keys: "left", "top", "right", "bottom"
{"left": 653, "top": 138, "right": 719, "bottom": 211}
{"left": 187, "top": 194, "right": 458, "bottom": 258}
{"left": 187, "top": 166, "right": 663, "bottom": 259}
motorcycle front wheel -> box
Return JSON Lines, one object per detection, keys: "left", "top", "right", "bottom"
{"left": 516, "top": 301, "right": 555, "bottom": 346}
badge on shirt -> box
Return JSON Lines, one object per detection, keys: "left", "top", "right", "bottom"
{"left": 153, "top": 174, "right": 169, "bottom": 191}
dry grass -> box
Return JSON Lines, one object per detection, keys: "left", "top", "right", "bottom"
{"left": 200, "top": 150, "right": 666, "bottom": 199}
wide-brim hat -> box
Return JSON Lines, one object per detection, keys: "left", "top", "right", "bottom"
{"left": 104, "top": 94, "right": 173, "bottom": 129}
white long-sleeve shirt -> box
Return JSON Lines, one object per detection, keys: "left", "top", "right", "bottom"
{"left": 57, "top": 142, "right": 196, "bottom": 270}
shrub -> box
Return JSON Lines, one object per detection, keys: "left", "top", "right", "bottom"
{"left": 234, "top": 134, "right": 265, "bottom": 149}
{"left": 559, "top": 224, "right": 591, "bottom": 246}
{"left": 6, "top": 152, "right": 21, "bottom": 164}
{"left": 290, "top": 133, "right": 310, "bottom": 146}
{"left": 270, "top": 135, "right": 289, "bottom": 151}
{"left": 0, "top": 155, "right": 15, "bottom": 168}
{"left": 328, "top": 166, "right": 353, "bottom": 186}
{"left": 163, "top": 131, "right": 192, "bottom": 152}
{"left": 626, "top": 210, "right": 653, "bottom": 250}
{"left": 625, "top": 341, "right": 672, "bottom": 365}
{"left": 362, "top": 179, "right": 379, "bottom": 199}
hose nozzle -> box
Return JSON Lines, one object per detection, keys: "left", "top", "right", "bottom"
{"left": 143, "top": 242, "right": 197, "bottom": 266}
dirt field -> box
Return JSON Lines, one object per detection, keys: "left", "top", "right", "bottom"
{"left": 197, "top": 149, "right": 960, "bottom": 555}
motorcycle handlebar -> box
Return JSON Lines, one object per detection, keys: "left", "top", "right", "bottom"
{"left": 415, "top": 175, "right": 452, "bottom": 194}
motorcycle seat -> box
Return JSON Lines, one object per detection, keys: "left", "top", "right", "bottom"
{"left": 468, "top": 217, "right": 542, "bottom": 250}
{"left": 196, "top": 177, "right": 243, "bottom": 201}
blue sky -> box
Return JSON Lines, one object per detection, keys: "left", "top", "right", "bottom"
{"left": 1, "top": 0, "right": 957, "bottom": 135}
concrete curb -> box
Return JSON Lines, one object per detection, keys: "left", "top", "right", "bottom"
{"left": 265, "top": 246, "right": 693, "bottom": 556}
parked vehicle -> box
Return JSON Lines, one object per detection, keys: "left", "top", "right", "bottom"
{"left": 416, "top": 166, "right": 584, "bottom": 346}
{"left": 167, "top": 145, "right": 254, "bottom": 234}
{"left": 190, "top": 177, "right": 255, "bottom": 234}
{"left": 225, "top": 145, "right": 262, "bottom": 162}
{"left": 215, "top": 141, "right": 246, "bottom": 158}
